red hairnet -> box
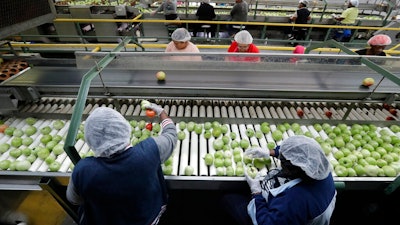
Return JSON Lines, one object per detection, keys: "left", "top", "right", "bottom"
{"left": 367, "top": 34, "right": 392, "bottom": 46}
{"left": 293, "top": 45, "right": 305, "bottom": 54}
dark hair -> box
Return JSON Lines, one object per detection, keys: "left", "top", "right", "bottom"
{"left": 278, "top": 155, "right": 312, "bottom": 181}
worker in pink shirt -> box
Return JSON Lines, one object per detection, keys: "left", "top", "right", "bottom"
{"left": 165, "top": 28, "right": 202, "bottom": 61}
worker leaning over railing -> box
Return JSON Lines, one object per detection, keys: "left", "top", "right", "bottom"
{"left": 355, "top": 34, "right": 392, "bottom": 56}
{"left": 66, "top": 102, "right": 177, "bottom": 225}
{"left": 221, "top": 135, "right": 337, "bottom": 225}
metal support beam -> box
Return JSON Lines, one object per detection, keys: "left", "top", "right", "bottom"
{"left": 39, "top": 177, "right": 79, "bottom": 223}
{"left": 63, "top": 37, "right": 134, "bottom": 165}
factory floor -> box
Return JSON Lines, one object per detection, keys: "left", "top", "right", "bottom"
{"left": 2, "top": 188, "right": 400, "bottom": 225}
{"left": 63, "top": 189, "right": 400, "bottom": 225}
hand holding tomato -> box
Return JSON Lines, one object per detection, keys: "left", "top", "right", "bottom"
{"left": 146, "top": 109, "right": 156, "bottom": 118}
{"left": 143, "top": 103, "right": 164, "bottom": 117}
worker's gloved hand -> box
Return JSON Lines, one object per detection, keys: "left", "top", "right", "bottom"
{"left": 145, "top": 103, "right": 164, "bottom": 116}
{"left": 244, "top": 147, "right": 270, "bottom": 159}
{"left": 244, "top": 166, "right": 262, "bottom": 194}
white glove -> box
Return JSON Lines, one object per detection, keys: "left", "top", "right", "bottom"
{"left": 331, "top": 13, "right": 337, "bottom": 18}
{"left": 244, "top": 147, "right": 270, "bottom": 158}
{"left": 146, "top": 103, "right": 164, "bottom": 116}
{"left": 244, "top": 166, "right": 262, "bottom": 194}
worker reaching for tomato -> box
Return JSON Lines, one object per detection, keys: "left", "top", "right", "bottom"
{"left": 221, "top": 135, "right": 336, "bottom": 225}
{"left": 66, "top": 101, "right": 177, "bottom": 225}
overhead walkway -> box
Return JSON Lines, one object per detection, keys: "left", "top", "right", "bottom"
{"left": 2, "top": 14, "right": 400, "bottom": 56}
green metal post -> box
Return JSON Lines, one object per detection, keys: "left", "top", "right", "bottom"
{"left": 261, "top": 17, "right": 268, "bottom": 39}
{"left": 63, "top": 37, "right": 133, "bottom": 165}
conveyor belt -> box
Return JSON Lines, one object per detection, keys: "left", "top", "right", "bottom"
{"left": 0, "top": 97, "right": 399, "bottom": 183}
{"left": 0, "top": 53, "right": 399, "bottom": 191}
{"left": 1, "top": 63, "right": 399, "bottom": 101}
{"left": 9, "top": 97, "right": 400, "bottom": 123}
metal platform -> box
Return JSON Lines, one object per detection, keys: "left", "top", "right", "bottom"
{"left": 0, "top": 51, "right": 399, "bottom": 224}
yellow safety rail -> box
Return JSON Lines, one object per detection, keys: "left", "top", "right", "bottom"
{"left": 4, "top": 13, "right": 400, "bottom": 55}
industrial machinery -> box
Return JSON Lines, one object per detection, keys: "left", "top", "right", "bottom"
{"left": 0, "top": 1, "right": 400, "bottom": 224}
{"left": 0, "top": 43, "right": 399, "bottom": 223}
{"left": 10, "top": 0, "right": 399, "bottom": 45}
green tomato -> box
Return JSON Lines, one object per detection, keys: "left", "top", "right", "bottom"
{"left": 235, "top": 166, "right": 245, "bottom": 176}
{"left": 245, "top": 128, "right": 255, "bottom": 137}
{"left": 40, "top": 126, "right": 52, "bottom": 135}
{"left": 37, "top": 147, "right": 50, "bottom": 160}
{"left": 184, "top": 165, "right": 194, "bottom": 176}
{"left": 240, "top": 139, "right": 250, "bottom": 150}
{"left": 162, "top": 164, "right": 173, "bottom": 175}
{"left": 260, "top": 122, "right": 270, "bottom": 134}
{"left": 220, "top": 124, "right": 229, "bottom": 134}
{"left": 164, "top": 157, "right": 173, "bottom": 166}
{"left": 15, "top": 160, "right": 31, "bottom": 171}
{"left": 226, "top": 166, "right": 234, "bottom": 176}
{"left": 204, "top": 122, "right": 212, "bottom": 130}
{"left": 203, "top": 130, "right": 212, "bottom": 139}
{"left": 177, "top": 131, "right": 186, "bottom": 140}
{"left": 25, "top": 117, "right": 37, "bottom": 125}
{"left": 178, "top": 121, "right": 186, "bottom": 130}
{"left": 186, "top": 122, "right": 196, "bottom": 132}
{"left": 0, "top": 160, "right": 11, "bottom": 170}
{"left": 129, "top": 120, "right": 138, "bottom": 128}
{"left": 138, "top": 120, "right": 146, "bottom": 130}
{"left": 212, "top": 127, "right": 222, "bottom": 138}
{"left": 45, "top": 141, "right": 58, "bottom": 151}
{"left": 22, "top": 148, "right": 32, "bottom": 156}
{"left": 140, "top": 100, "right": 151, "bottom": 110}
{"left": 52, "top": 134, "right": 63, "bottom": 143}
{"left": 11, "top": 137, "right": 23, "bottom": 148}
{"left": 152, "top": 123, "right": 161, "bottom": 133}
{"left": 40, "top": 134, "right": 53, "bottom": 145}
{"left": 4, "top": 127, "right": 16, "bottom": 136}
{"left": 52, "top": 144, "right": 64, "bottom": 155}
{"left": 194, "top": 124, "right": 203, "bottom": 135}
{"left": 255, "top": 130, "right": 264, "bottom": 139}
{"left": 52, "top": 120, "right": 65, "bottom": 130}
{"left": 45, "top": 155, "right": 56, "bottom": 165}
{"left": 22, "top": 137, "right": 34, "bottom": 146}
{"left": 9, "top": 148, "right": 22, "bottom": 158}
{"left": 48, "top": 161, "right": 61, "bottom": 172}
{"left": 203, "top": 153, "right": 213, "bottom": 166}
{"left": 13, "top": 129, "right": 24, "bottom": 137}
{"left": 24, "top": 125, "right": 37, "bottom": 136}
{"left": 216, "top": 167, "right": 225, "bottom": 176}
{"left": 271, "top": 130, "right": 283, "bottom": 142}
{"left": 0, "top": 143, "right": 11, "bottom": 153}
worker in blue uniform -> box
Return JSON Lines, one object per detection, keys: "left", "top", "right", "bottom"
{"left": 66, "top": 103, "right": 177, "bottom": 225}
{"left": 222, "top": 135, "right": 337, "bottom": 225}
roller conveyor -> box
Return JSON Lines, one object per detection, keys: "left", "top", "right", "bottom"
{"left": 2, "top": 96, "right": 399, "bottom": 122}
{"left": 0, "top": 52, "right": 400, "bottom": 192}
{"left": 0, "top": 97, "right": 399, "bottom": 179}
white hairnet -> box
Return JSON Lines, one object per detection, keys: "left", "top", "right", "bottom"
{"left": 349, "top": 0, "right": 359, "bottom": 7}
{"left": 234, "top": 30, "right": 253, "bottom": 44}
{"left": 299, "top": 0, "right": 308, "bottom": 6}
{"left": 280, "top": 135, "right": 330, "bottom": 180}
{"left": 84, "top": 107, "right": 131, "bottom": 158}
{"left": 171, "top": 28, "right": 191, "bottom": 42}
